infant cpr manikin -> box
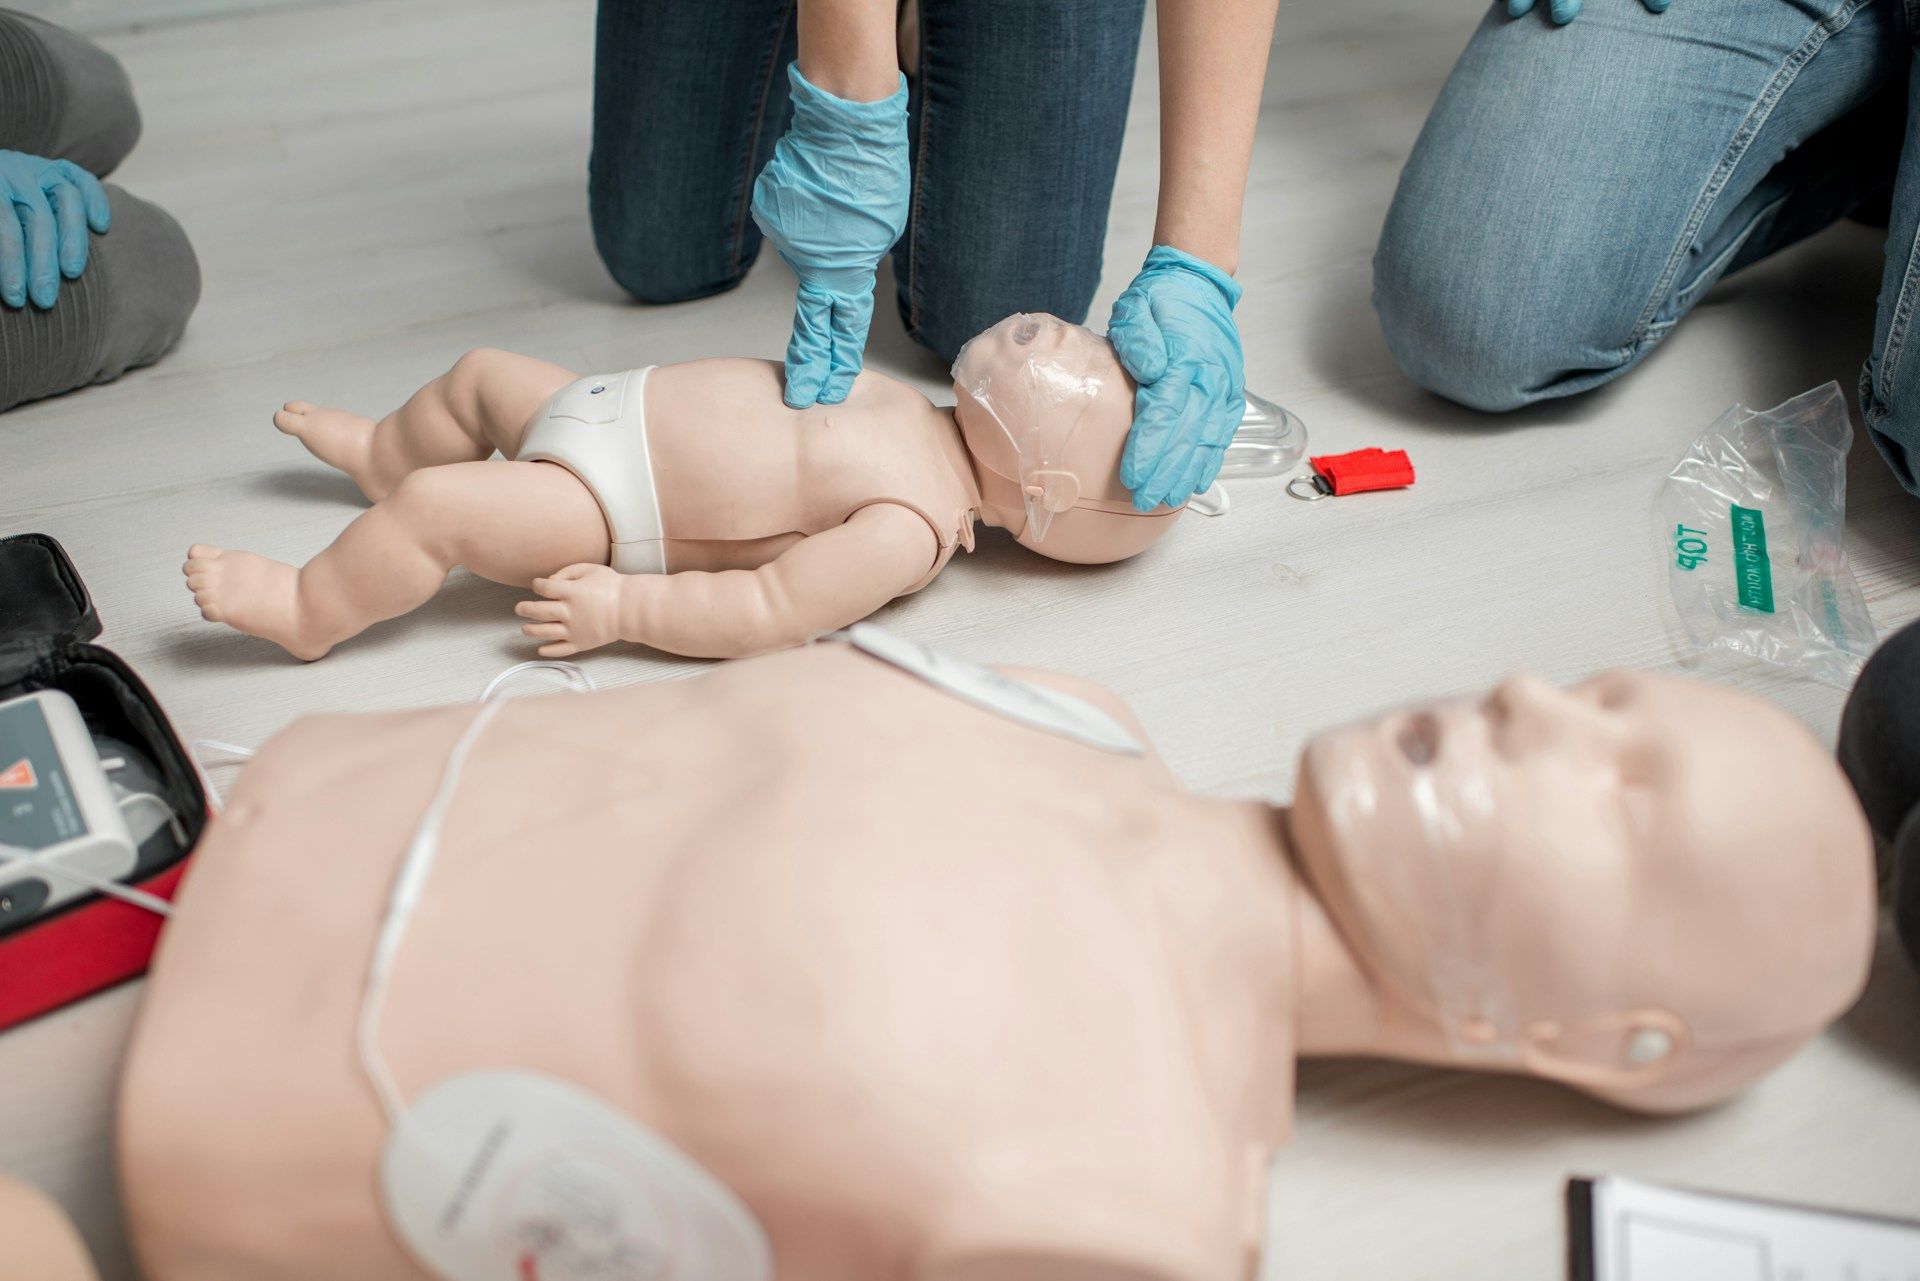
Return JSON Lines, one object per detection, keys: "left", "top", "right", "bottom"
{"left": 117, "top": 636, "right": 1876, "bottom": 1281}
{"left": 182, "top": 315, "right": 1189, "bottom": 661}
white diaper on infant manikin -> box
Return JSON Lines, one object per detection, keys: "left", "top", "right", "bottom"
{"left": 516, "top": 369, "right": 667, "bottom": 575}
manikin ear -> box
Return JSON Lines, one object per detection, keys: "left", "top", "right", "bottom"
{"left": 1517, "top": 1008, "right": 1691, "bottom": 1094}
{"left": 1023, "top": 470, "right": 1082, "bottom": 513}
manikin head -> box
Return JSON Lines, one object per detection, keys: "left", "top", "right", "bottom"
{"left": 951, "top": 313, "right": 1181, "bottom": 564}
{"left": 1290, "top": 669, "right": 1876, "bottom": 1113}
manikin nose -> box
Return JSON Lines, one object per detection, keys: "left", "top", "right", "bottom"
{"left": 1486, "top": 674, "right": 1575, "bottom": 747}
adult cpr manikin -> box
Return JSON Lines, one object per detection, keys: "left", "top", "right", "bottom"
{"left": 117, "top": 637, "right": 1875, "bottom": 1281}
{"left": 181, "top": 315, "right": 1180, "bottom": 661}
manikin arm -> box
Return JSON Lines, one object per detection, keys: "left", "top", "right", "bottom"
{"left": 518, "top": 502, "right": 940, "bottom": 659}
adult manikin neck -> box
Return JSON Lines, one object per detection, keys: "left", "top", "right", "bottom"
{"left": 1282, "top": 812, "right": 1454, "bottom": 1065}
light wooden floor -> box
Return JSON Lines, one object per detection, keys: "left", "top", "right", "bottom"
{"left": 3, "top": 0, "right": 1919, "bottom": 1276}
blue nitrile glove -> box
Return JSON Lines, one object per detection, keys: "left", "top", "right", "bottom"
{"left": 750, "top": 64, "right": 911, "bottom": 409}
{"left": 0, "top": 151, "right": 110, "bottom": 310}
{"left": 1507, "top": 0, "right": 1669, "bottom": 24}
{"left": 1109, "top": 245, "right": 1246, "bottom": 512}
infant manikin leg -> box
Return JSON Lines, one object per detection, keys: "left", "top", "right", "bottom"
{"left": 186, "top": 460, "right": 610, "bottom": 660}
{"left": 274, "top": 348, "right": 577, "bottom": 502}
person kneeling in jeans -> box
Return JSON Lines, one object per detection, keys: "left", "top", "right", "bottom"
{"left": 1372, "top": 0, "right": 1919, "bottom": 493}
{"left": 0, "top": 8, "right": 200, "bottom": 414}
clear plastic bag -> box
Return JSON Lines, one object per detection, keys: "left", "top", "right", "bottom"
{"left": 1656, "top": 382, "right": 1875, "bottom": 687}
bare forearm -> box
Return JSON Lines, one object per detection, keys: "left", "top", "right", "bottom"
{"left": 797, "top": 0, "right": 900, "bottom": 100}
{"left": 1152, "top": 0, "right": 1281, "bottom": 273}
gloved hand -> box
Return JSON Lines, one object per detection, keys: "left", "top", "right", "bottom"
{"left": 0, "top": 151, "right": 110, "bottom": 310}
{"left": 1507, "top": 0, "right": 1669, "bottom": 24}
{"left": 1109, "top": 245, "right": 1246, "bottom": 512}
{"left": 751, "top": 64, "right": 911, "bottom": 409}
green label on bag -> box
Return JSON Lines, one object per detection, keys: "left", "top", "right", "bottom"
{"left": 1730, "top": 505, "right": 1774, "bottom": 613}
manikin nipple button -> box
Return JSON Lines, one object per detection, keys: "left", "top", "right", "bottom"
{"left": 1012, "top": 318, "right": 1040, "bottom": 345}
{"left": 1460, "top": 1018, "right": 1499, "bottom": 1044}
{"left": 1625, "top": 1027, "right": 1674, "bottom": 1066}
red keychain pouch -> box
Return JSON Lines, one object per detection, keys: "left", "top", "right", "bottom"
{"left": 1309, "top": 448, "right": 1416, "bottom": 496}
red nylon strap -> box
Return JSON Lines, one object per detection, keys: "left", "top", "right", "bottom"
{"left": 1309, "top": 448, "right": 1416, "bottom": 496}
{"left": 0, "top": 828, "right": 200, "bottom": 1030}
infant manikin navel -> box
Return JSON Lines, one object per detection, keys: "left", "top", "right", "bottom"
{"left": 182, "top": 315, "right": 1184, "bottom": 661}
{"left": 118, "top": 637, "right": 1875, "bottom": 1281}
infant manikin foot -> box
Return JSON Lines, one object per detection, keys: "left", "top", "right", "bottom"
{"left": 183, "top": 545, "right": 332, "bottom": 661}
{"left": 273, "top": 401, "right": 386, "bottom": 501}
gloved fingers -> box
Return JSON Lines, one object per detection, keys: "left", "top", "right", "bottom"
{"left": 819, "top": 289, "right": 876, "bottom": 405}
{"left": 782, "top": 287, "right": 837, "bottom": 409}
{"left": 1131, "top": 381, "right": 1210, "bottom": 511}
{"left": 45, "top": 177, "right": 89, "bottom": 279}
{"left": 0, "top": 184, "right": 25, "bottom": 309}
{"left": 1642, "top": 0, "right": 1672, "bottom": 11}
{"left": 1507, "top": 0, "right": 1537, "bottom": 14}
{"left": 46, "top": 160, "right": 109, "bottom": 234}
{"left": 1548, "top": 0, "right": 1582, "bottom": 21}
{"left": 1107, "top": 287, "right": 1170, "bottom": 385}
{"left": 10, "top": 180, "right": 59, "bottom": 308}
{"left": 1180, "top": 443, "right": 1230, "bottom": 503}
{"left": 1120, "top": 378, "right": 1183, "bottom": 495}
{"left": 1141, "top": 437, "right": 1207, "bottom": 511}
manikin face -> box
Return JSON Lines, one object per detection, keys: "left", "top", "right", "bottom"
{"left": 951, "top": 314, "right": 1181, "bottom": 564}
{"left": 1291, "top": 670, "right": 1875, "bottom": 1111}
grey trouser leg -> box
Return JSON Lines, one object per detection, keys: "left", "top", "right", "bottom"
{"left": 0, "top": 184, "right": 200, "bottom": 413}
{"left": 0, "top": 8, "right": 140, "bottom": 174}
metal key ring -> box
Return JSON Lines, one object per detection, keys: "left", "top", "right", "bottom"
{"left": 1287, "top": 474, "right": 1330, "bottom": 502}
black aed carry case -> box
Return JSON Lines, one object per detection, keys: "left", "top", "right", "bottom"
{"left": 0, "top": 532, "right": 207, "bottom": 1028}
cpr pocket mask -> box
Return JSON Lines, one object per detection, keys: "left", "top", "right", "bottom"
{"left": 1656, "top": 382, "right": 1875, "bottom": 687}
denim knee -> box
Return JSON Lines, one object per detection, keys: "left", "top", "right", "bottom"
{"left": 1373, "top": 217, "right": 1642, "bottom": 415}
{"left": 589, "top": 204, "right": 752, "bottom": 307}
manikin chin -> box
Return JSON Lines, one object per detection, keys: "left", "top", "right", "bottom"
{"left": 113, "top": 649, "right": 1873, "bottom": 1281}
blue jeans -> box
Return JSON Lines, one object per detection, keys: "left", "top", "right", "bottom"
{"left": 590, "top": 0, "right": 1147, "bottom": 363}
{"left": 1373, "top": 0, "right": 1920, "bottom": 493}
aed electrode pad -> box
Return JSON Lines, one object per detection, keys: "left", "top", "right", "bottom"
{"left": 384, "top": 1072, "right": 770, "bottom": 1281}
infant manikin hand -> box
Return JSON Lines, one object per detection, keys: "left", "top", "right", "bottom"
{"left": 516, "top": 563, "right": 627, "bottom": 658}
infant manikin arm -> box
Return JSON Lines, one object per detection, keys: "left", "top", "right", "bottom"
{"left": 519, "top": 502, "right": 939, "bottom": 659}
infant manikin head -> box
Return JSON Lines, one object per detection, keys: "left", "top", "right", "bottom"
{"left": 952, "top": 313, "right": 1176, "bottom": 564}
{"left": 1290, "top": 669, "right": 1875, "bottom": 1113}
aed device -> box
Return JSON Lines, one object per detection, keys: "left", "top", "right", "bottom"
{"left": 0, "top": 689, "right": 139, "bottom": 934}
